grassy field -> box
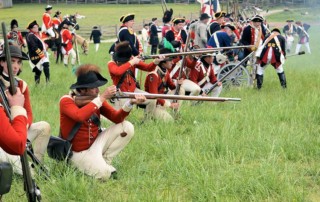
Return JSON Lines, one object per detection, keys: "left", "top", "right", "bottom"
{"left": 1, "top": 4, "right": 320, "bottom": 202}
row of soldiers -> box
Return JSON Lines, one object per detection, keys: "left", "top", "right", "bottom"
{"left": 0, "top": 9, "right": 311, "bottom": 194}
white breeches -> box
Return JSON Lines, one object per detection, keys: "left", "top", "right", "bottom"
{"left": 295, "top": 43, "right": 311, "bottom": 54}
{"left": 95, "top": 43, "right": 100, "bottom": 52}
{"left": 62, "top": 48, "right": 76, "bottom": 65}
{"left": 0, "top": 121, "right": 51, "bottom": 174}
{"left": 202, "top": 82, "right": 222, "bottom": 97}
{"left": 46, "top": 27, "right": 55, "bottom": 38}
{"left": 70, "top": 121, "right": 134, "bottom": 180}
{"left": 257, "top": 48, "right": 284, "bottom": 75}
{"left": 173, "top": 79, "right": 201, "bottom": 96}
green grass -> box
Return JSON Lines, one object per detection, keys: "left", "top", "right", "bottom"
{"left": 2, "top": 5, "right": 320, "bottom": 202}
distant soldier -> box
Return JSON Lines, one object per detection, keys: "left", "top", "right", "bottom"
{"left": 194, "top": 13, "right": 211, "bottom": 48}
{"left": 117, "top": 13, "right": 140, "bottom": 56}
{"left": 42, "top": 5, "right": 55, "bottom": 38}
{"left": 25, "top": 20, "right": 50, "bottom": 84}
{"left": 207, "top": 11, "right": 226, "bottom": 40}
{"left": 7, "top": 19, "right": 26, "bottom": 49}
{"left": 165, "top": 18, "right": 187, "bottom": 51}
{"left": 282, "top": 20, "right": 296, "bottom": 53}
{"left": 60, "top": 22, "right": 76, "bottom": 68}
{"left": 255, "top": 28, "right": 287, "bottom": 89}
{"left": 162, "top": 9, "right": 173, "bottom": 38}
{"left": 90, "top": 26, "right": 102, "bottom": 52}
{"left": 149, "top": 18, "right": 159, "bottom": 55}
{"left": 240, "top": 14, "right": 267, "bottom": 69}
{"left": 141, "top": 24, "right": 149, "bottom": 55}
{"left": 295, "top": 21, "right": 311, "bottom": 54}
{"left": 52, "top": 10, "right": 62, "bottom": 30}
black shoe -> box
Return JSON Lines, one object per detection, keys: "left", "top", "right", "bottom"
{"left": 256, "top": 74, "right": 263, "bottom": 89}
{"left": 277, "top": 72, "right": 287, "bottom": 88}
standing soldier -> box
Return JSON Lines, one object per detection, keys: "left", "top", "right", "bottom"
{"left": 52, "top": 10, "right": 62, "bottom": 30}
{"left": 195, "top": 13, "right": 211, "bottom": 48}
{"left": 295, "top": 21, "right": 311, "bottom": 54}
{"left": 42, "top": 5, "right": 57, "bottom": 51}
{"left": 60, "top": 22, "right": 76, "bottom": 68}
{"left": 141, "top": 24, "right": 149, "bottom": 55}
{"left": 90, "top": 26, "right": 102, "bottom": 52}
{"left": 255, "top": 28, "right": 287, "bottom": 89}
{"left": 117, "top": 13, "right": 140, "bottom": 56}
{"left": 149, "top": 18, "right": 159, "bottom": 55}
{"left": 207, "top": 11, "right": 226, "bottom": 40}
{"left": 25, "top": 20, "right": 50, "bottom": 84}
{"left": 7, "top": 19, "right": 26, "bottom": 49}
{"left": 240, "top": 15, "right": 266, "bottom": 57}
{"left": 162, "top": 9, "right": 173, "bottom": 38}
{"left": 0, "top": 44, "right": 51, "bottom": 172}
{"left": 282, "top": 20, "right": 296, "bottom": 53}
{"left": 165, "top": 18, "right": 187, "bottom": 51}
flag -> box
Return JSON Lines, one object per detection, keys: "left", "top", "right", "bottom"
{"left": 197, "top": 0, "right": 221, "bottom": 18}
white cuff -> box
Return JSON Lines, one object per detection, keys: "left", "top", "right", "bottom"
{"left": 91, "top": 96, "right": 103, "bottom": 108}
{"left": 11, "top": 106, "right": 27, "bottom": 119}
{"left": 164, "top": 100, "right": 171, "bottom": 108}
{"left": 122, "top": 100, "right": 133, "bottom": 112}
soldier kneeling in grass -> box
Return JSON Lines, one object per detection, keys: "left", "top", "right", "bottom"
{"left": 59, "top": 64, "right": 146, "bottom": 180}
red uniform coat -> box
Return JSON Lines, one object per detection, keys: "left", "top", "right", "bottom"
{"left": 60, "top": 95, "right": 130, "bottom": 152}
{"left": 169, "top": 57, "right": 197, "bottom": 80}
{"left": 108, "top": 60, "right": 156, "bottom": 92}
{"left": 61, "top": 29, "right": 73, "bottom": 53}
{"left": 0, "top": 76, "right": 32, "bottom": 128}
{"left": 189, "top": 60, "right": 217, "bottom": 88}
{"left": 0, "top": 105, "right": 28, "bottom": 155}
{"left": 7, "top": 31, "right": 25, "bottom": 47}
{"left": 42, "top": 12, "right": 52, "bottom": 30}
{"left": 52, "top": 17, "right": 62, "bottom": 29}
{"left": 144, "top": 67, "right": 176, "bottom": 106}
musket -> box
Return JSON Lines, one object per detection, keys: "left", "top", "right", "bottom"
{"left": 174, "top": 30, "right": 192, "bottom": 96}
{"left": 205, "top": 51, "right": 255, "bottom": 95}
{"left": 142, "top": 45, "right": 254, "bottom": 59}
{"left": 74, "top": 92, "right": 241, "bottom": 107}
{"left": 287, "top": 51, "right": 305, "bottom": 57}
{"left": 1, "top": 22, "right": 41, "bottom": 202}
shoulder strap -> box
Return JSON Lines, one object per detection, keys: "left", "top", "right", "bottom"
{"left": 116, "top": 69, "right": 137, "bottom": 89}
{"left": 66, "top": 122, "right": 82, "bottom": 142}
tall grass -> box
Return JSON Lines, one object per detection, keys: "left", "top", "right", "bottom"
{"left": 1, "top": 5, "right": 320, "bottom": 202}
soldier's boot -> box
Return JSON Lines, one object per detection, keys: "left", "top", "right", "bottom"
{"left": 43, "top": 62, "right": 50, "bottom": 83}
{"left": 277, "top": 72, "right": 287, "bottom": 89}
{"left": 33, "top": 67, "right": 42, "bottom": 84}
{"left": 256, "top": 74, "right": 263, "bottom": 89}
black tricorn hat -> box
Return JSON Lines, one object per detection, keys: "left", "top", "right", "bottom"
{"left": 214, "top": 11, "right": 226, "bottom": 19}
{"left": 251, "top": 15, "right": 264, "bottom": 22}
{"left": 152, "top": 17, "right": 157, "bottom": 22}
{"left": 271, "top": 28, "right": 281, "bottom": 34}
{"left": 221, "top": 23, "right": 235, "bottom": 31}
{"left": 120, "top": 13, "right": 135, "bottom": 23}
{"left": 0, "top": 45, "right": 29, "bottom": 60}
{"left": 113, "top": 41, "right": 132, "bottom": 63}
{"left": 200, "top": 13, "right": 211, "bottom": 21}
{"left": 45, "top": 5, "right": 52, "bottom": 11}
{"left": 70, "top": 71, "right": 108, "bottom": 89}
{"left": 163, "top": 8, "right": 173, "bottom": 23}
{"left": 286, "top": 19, "right": 294, "bottom": 22}
{"left": 26, "top": 20, "right": 39, "bottom": 29}
{"left": 172, "top": 17, "right": 185, "bottom": 25}
{"left": 10, "top": 19, "right": 18, "bottom": 29}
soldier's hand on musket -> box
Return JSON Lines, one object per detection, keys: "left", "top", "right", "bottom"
{"left": 170, "top": 102, "right": 179, "bottom": 109}
{"left": 177, "top": 78, "right": 184, "bottom": 85}
{"left": 217, "top": 82, "right": 222, "bottom": 86}
{"left": 129, "top": 94, "right": 146, "bottom": 105}
{"left": 100, "top": 85, "right": 117, "bottom": 102}
{"left": 129, "top": 57, "right": 141, "bottom": 66}
{"left": 6, "top": 88, "right": 25, "bottom": 107}
{"left": 153, "top": 54, "right": 166, "bottom": 65}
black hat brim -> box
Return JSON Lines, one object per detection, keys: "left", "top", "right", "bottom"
{"left": 0, "top": 50, "right": 29, "bottom": 61}
{"left": 112, "top": 53, "right": 131, "bottom": 63}
{"left": 70, "top": 79, "right": 107, "bottom": 89}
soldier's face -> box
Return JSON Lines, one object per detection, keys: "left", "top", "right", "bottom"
{"left": 31, "top": 25, "right": 39, "bottom": 33}
{"left": 253, "top": 21, "right": 261, "bottom": 28}
{"left": 0, "top": 57, "right": 22, "bottom": 76}
{"left": 81, "top": 88, "right": 99, "bottom": 96}
{"left": 174, "top": 23, "right": 184, "bottom": 31}
{"left": 126, "top": 20, "right": 134, "bottom": 28}
{"left": 162, "top": 60, "right": 173, "bottom": 70}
